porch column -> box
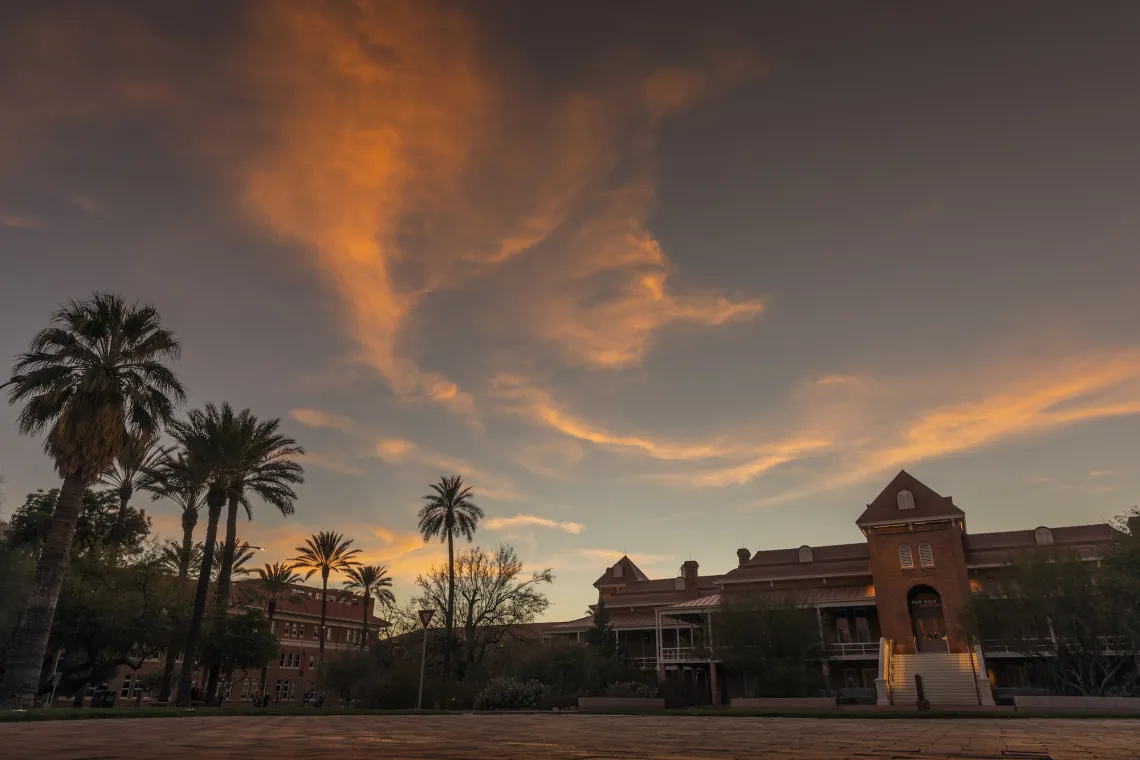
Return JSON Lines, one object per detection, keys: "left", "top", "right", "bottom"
{"left": 874, "top": 637, "right": 891, "bottom": 706}
{"left": 973, "top": 642, "right": 996, "bottom": 706}
{"left": 656, "top": 610, "right": 665, "bottom": 681}
{"left": 709, "top": 662, "right": 719, "bottom": 706}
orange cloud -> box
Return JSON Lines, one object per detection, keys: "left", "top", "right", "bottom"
{"left": 485, "top": 514, "right": 585, "bottom": 535}
{"left": 238, "top": 2, "right": 763, "bottom": 420}
{"left": 491, "top": 374, "right": 728, "bottom": 460}
{"left": 290, "top": 408, "right": 355, "bottom": 435}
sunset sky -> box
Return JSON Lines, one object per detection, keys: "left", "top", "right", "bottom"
{"left": 1, "top": 1, "right": 1138, "bottom": 621}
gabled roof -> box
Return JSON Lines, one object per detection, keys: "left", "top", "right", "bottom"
{"left": 856, "top": 470, "right": 964, "bottom": 527}
{"left": 592, "top": 555, "right": 649, "bottom": 587}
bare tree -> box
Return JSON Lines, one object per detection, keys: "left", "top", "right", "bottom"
{"left": 414, "top": 544, "right": 552, "bottom": 672}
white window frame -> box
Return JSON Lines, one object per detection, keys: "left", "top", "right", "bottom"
{"left": 897, "top": 490, "right": 915, "bottom": 510}
{"left": 898, "top": 543, "right": 914, "bottom": 569}
{"left": 918, "top": 543, "right": 935, "bottom": 568}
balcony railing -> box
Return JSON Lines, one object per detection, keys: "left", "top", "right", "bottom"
{"left": 982, "top": 636, "right": 1133, "bottom": 656}
{"left": 826, "top": 641, "right": 878, "bottom": 658}
{"left": 659, "top": 646, "right": 710, "bottom": 662}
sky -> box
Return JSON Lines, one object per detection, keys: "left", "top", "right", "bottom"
{"left": 1, "top": 1, "right": 1139, "bottom": 621}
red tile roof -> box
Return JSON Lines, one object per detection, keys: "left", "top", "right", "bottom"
{"left": 964, "top": 523, "right": 1118, "bottom": 566}
{"left": 232, "top": 579, "right": 389, "bottom": 626}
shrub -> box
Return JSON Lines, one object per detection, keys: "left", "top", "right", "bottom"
{"left": 603, "top": 680, "right": 659, "bottom": 698}
{"left": 473, "top": 676, "right": 545, "bottom": 710}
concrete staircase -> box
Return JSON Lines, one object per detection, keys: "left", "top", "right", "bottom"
{"left": 889, "top": 652, "right": 980, "bottom": 706}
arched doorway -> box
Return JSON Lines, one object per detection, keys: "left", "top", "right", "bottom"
{"left": 908, "top": 585, "right": 948, "bottom": 653}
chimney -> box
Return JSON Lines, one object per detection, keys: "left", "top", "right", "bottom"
{"left": 737, "top": 548, "right": 751, "bottom": 567}
{"left": 682, "top": 560, "right": 699, "bottom": 594}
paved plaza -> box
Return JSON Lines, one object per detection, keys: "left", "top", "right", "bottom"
{"left": 2, "top": 714, "right": 1138, "bottom": 759}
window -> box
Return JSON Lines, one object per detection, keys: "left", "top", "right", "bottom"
{"left": 613, "top": 563, "right": 623, "bottom": 578}
{"left": 798, "top": 545, "right": 813, "bottom": 563}
{"left": 120, "top": 673, "right": 134, "bottom": 698}
{"left": 1034, "top": 526, "right": 1054, "bottom": 546}
{"left": 918, "top": 543, "right": 934, "bottom": 568}
{"left": 836, "top": 618, "right": 852, "bottom": 643}
{"left": 855, "top": 614, "right": 871, "bottom": 643}
{"left": 898, "top": 543, "right": 914, "bottom": 569}
{"left": 309, "top": 657, "right": 315, "bottom": 670}
{"left": 897, "top": 490, "right": 915, "bottom": 510}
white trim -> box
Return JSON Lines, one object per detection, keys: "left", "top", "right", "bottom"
{"left": 857, "top": 515, "right": 962, "bottom": 528}
{"left": 716, "top": 571, "right": 871, "bottom": 585}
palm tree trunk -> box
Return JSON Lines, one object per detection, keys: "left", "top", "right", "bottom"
{"left": 259, "top": 599, "right": 277, "bottom": 697}
{"left": 445, "top": 529, "right": 455, "bottom": 678}
{"left": 159, "top": 507, "right": 199, "bottom": 702}
{"left": 110, "top": 484, "right": 132, "bottom": 548}
{"left": 317, "top": 572, "right": 328, "bottom": 705}
{"left": 0, "top": 472, "right": 87, "bottom": 708}
{"left": 175, "top": 496, "right": 223, "bottom": 707}
{"left": 204, "top": 494, "right": 240, "bottom": 705}
{"left": 360, "top": 592, "right": 368, "bottom": 650}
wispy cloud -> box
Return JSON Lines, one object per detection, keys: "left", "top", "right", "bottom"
{"left": 485, "top": 514, "right": 585, "bottom": 535}
{"left": 0, "top": 212, "right": 39, "bottom": 229}
{"left": 373, "top": 438, "right": 518, "bottom": 502}
{"left": 290, "top": 407, "right": 355, "bottom": 435}
{"left": 1088, "top": 470, "right": 1114, "bottom": 477}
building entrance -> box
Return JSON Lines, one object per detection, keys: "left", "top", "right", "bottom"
{"left": 908, "top": 585, "right": 948, "bottom": 652}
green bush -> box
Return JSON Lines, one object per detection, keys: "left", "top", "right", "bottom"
{"left": 603, "top": 680, "right": 659, "bottom": 698}
{"left": 473, "top": 676, "right": 545, "bottom": 710}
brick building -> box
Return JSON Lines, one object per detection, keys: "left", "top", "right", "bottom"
{"left": 87, "top": 578, "right": 387, "bottom": 707}
{"left": 544, "top": 470, "right": 1122, "bottom": 706}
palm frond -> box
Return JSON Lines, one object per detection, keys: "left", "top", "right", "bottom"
{"left": 5, "top": 291, "right": 186, "bottom": 477}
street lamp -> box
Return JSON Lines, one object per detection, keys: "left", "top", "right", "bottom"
{"left": 416, "top": 609, "right": 434, "bottom": 710}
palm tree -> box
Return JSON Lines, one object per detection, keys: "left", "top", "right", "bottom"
{"left": 417, "top": 475, "right": 483, "bottom": 678}
{"left": 205, "top": 411, "right": 302, "bottom": 705}
{"left": 166, "top": 403, "right": 303, "bottom": 706}
{"left": 1, "top": 293, "right": 184, "bottom": 707}
{"left": 256, "top": 562, "right": 302, "bottom": 695}
{"left": 144, "top": 451, "right": 206, "bottom": 702}
{"left": 144, "top": 451, "right": 205, "bottom": 580}
{"left": 157, "top": 538, "right": 204, "bottom": 577}
{"left": 290, "top": 531, "right": 361, "bottom": 702}
{"left": 100, "top": 429, "right": 170, "bottom": 550}
{"left": 343, "top": 565, "right": 394, "bottom": 648}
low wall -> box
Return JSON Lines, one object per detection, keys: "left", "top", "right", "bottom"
{"left": 730, "top": 697, "right": 837, "bottom": 710}
{"left": 1013, "top": 695, "right": 1140, "bottom": 712}
{"left": 578, "top": 697, "right": 665, "bottom": 711}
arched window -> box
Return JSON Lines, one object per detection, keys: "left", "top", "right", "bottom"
{"left": 898, "top": 543, "right": 914, "bottom": 569}
{"left": 798, "top": 545, "right": 814, "bottom": 563}
{"left": 1034, "top": 527, "right": 1054, "bottom": 546}
{"left": 918, "top": 543, "right": 935, "bottom": 568}
{"left": 897, "top": 490, "right": 915, "bottom": 510}
{"left": 613, "top": 563, "right": 624, "bottom": 578}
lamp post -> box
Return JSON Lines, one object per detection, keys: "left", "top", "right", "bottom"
{"left": 417, "top": 609, "right": 434, "bottom": 710}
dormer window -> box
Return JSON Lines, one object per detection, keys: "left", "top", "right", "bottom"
{"left": 897, "top": 490, "right": 915, "bottom": 510}
{"left": 899, "top": 543, "right": 914, "bottom": 569}
{"left": 613, "top": 563, "right": 623, "bottom": 578}
{"left": 1034, "top": 527, "right": 1054, "bottom": 546}
{"left": 798, "top": 545, "right": 813, "bottom": 563}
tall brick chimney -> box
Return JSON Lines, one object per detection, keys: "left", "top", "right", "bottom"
{"left": 736, "top": 548, "right": 751, "bottom": 567}
{"left": 682, "top": 560, "right": 699, "bottom": 594}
